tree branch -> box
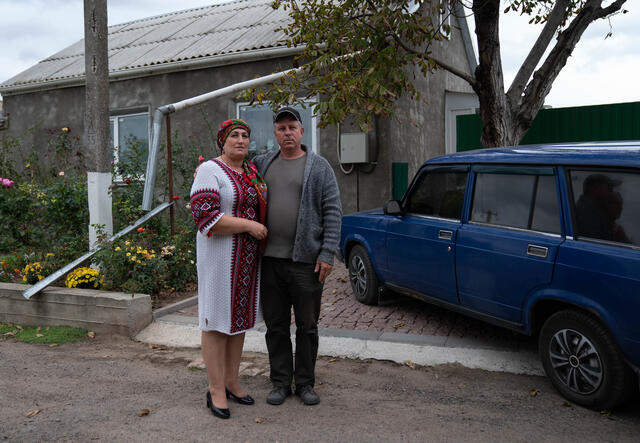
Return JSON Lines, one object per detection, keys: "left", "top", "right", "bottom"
{"left": 517, "top": 0, "right": 627, "bottom": 131}
{"left": 506, "top": 0, "right": 570, "bottom": 107}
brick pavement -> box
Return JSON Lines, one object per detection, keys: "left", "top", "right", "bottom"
{"left": 174, "top": 260, "right": 530, "bottom": 347}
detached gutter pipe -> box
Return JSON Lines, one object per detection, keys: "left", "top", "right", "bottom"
{"left": 142, "top": 67, "right": 305, "bottom": 210}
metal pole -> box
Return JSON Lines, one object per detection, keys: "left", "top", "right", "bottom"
{"left": 166, "top": 114, "right": 175, "bottom": 237}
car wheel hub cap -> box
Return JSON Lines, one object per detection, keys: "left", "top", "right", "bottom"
{"left": 568, "top": 355, "right": 580, "bottom": 368}
{"left": 349, "top": 256, "right": 367, "bottom": 296}
{"left": 549, "top": 328, "right": 603, "bottom": 395}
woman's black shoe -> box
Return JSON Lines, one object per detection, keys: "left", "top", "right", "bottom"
{"left": 206, "top": 391, "right": 230, "bottom": 419}
{"left": 226, "top": 388, "right": 255, "bottom": 405}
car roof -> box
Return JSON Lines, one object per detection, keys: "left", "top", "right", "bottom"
{"left": 425, "top": 141, "right": 640, "bottom": 168}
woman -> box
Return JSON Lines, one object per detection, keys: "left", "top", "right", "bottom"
{"left": 190, "top": 119, "right": 268, "bottom": 419}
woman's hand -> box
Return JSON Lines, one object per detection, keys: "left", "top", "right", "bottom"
{"left": 246, "top": 220, "right": 267, "bottom": 240}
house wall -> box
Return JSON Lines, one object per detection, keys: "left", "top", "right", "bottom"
{"left": 336, "top": 12, "right": 475, "bottom": 214}
{"left": 2, "top": 13, "right": 475, "bottom": 216}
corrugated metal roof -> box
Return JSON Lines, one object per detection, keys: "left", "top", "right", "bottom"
{"left": 0, "top": 0, "right": 293, "bottom": 92}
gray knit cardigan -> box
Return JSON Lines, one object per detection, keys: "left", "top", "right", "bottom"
{"left": 253, "top": 146, "right": 342, "bottom": 265}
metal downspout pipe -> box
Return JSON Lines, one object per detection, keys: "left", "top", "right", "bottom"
{"left": 141, "top": 67, "right": 305, "bottom": 211}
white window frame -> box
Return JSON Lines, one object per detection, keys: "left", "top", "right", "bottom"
{"left": 235, "top": 98, "right": 319, "bottom": 154}
{"left": 438, "top": 1, "right": 452, "bottom": 40}
{"left": 109, "top": 111, "right": 150, "bottom": 181}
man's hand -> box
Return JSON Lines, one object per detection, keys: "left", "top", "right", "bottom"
{"left": 314, "top": 260, "right": 333, "bottom": 283}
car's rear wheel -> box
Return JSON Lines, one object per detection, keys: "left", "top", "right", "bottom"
{"left": 348, "top": 245, "right": 379, "bottom": 305}
{"left": 538, "top": 309, "right": 636, "bottom": 410}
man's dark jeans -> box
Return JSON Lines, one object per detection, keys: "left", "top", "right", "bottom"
{"left": 261, "top": 256, "right": 323, "bottom": 388}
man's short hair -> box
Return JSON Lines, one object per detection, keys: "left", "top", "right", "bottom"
{"left": 274, "top": 106, "right": 303, "bottom": 125}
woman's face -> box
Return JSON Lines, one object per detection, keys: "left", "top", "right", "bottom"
{"left": 223, "top": 128, "right": 250, "bottom": 159}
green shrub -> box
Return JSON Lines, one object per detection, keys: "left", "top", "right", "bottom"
{"left": 1, "top": 128, "right": 201, "bottom": 294}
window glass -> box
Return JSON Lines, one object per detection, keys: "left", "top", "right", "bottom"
{"left": 110, "top": 112, "right": 149, "bottom": 179}
{"left": 117, "top": 114, "right": 149, "bottom": 165}
{"left": 569, "top": 169, "right": 640, "bottom": 246}
{"left": 405, "top": 170, "right": 467, "bottom": 219}
{"left": 471, "top": 172, "right": 560, "bottom": 234}
{"left": 531, "top": 175, "right": 561, "bottom": 233}
{"left": 238, "top": 103, "right": 315, "bottom": 155}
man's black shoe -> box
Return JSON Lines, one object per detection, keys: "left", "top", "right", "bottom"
{"left": 266, "top": 386, "right": 292, "bottom": 405}
{"left": 295, "top": 385, "right": 320, "bottom": 405}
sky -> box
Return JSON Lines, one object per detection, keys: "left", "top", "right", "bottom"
{"left": 0, "top": 0, "right": 638, "bottom": 108}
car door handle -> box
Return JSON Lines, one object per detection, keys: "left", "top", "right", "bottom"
{"left": 438, "top": 230, "right": 453, "bottom": 240}
{"left": 527, "top": 244, "right": 548, "bottom": 258}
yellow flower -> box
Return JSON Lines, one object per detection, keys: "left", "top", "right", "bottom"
{"left": 115, "top": 247, "right": 121, "bottom": 251}
{"left": 126, "top": 252, "right": 131, "bottom": 257}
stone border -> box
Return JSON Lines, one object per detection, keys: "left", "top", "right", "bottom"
{"left": 0, "top": 283, "right": 151, "bottom": 337}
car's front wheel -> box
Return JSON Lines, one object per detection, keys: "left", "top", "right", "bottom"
{"left": 538, "top": 309, "right": 636, "bottom": 410}
{"left": 348, "top": 245, "right": 379, "bottom": 305}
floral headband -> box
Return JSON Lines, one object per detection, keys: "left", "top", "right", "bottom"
{"left": 216, "top": 119, "right": 251, "bottom": 149}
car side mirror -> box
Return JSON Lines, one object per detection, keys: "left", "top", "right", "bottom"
{"left": 383, "top": 200, "right": 403, "bottom": 215}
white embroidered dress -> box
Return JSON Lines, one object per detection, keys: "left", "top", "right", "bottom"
{"left": 190, "top": 158, "right": 262, "bottom": 334}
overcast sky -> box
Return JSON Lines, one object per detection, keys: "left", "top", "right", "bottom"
{"left": 0, "top": 0, "right": 638, "bottom": 108}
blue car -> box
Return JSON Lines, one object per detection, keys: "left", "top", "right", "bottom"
{"left": 339, "top": 142, "right": 640, "bottom": 409}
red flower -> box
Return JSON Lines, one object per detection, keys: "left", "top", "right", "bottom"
{"left": 198, "top": 155, "right": 205, "bottom": 163}
{"left": 137, "top": 227, "right": 145, "bottom": 233}
{"left": 172, "top": 195, "right": 180, "bottom": 201}
{"left": 125, "top": 178, "right": 131, "bottom": 184}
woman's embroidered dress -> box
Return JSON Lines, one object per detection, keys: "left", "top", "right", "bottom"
{"left": 190, "top": 158, "right": 262, "bottom": 334}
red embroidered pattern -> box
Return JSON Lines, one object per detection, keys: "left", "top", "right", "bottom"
{"left": 214, "top": 159, "right": 260, "bottom": 333}
{"left": 190, "top": 188, "right": 221, "bottom": 233}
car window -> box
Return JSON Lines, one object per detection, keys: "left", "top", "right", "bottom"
{"left": 405, "top": 169, "right": 468, "bottom": 219}
{"left": 471, "top": 171, "right": 560, "bottom": 234}
{"left": 569, "top": 169, "right": 640, "bottom": 246}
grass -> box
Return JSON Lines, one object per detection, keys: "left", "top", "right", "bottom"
{"left": 1, "top": 322, "right": 88, "bottom": 344}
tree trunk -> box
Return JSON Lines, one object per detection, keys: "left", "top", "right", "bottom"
{"left": 471, "top": 0, "right": 521, "bottom": 147}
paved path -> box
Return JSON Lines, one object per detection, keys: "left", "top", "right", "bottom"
{"left": 140, "top": 261, "right": 541, "bottom": 375}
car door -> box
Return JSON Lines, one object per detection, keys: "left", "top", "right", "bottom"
{"left": 386, "top": 165, "right": 469, "bottom": 303}
{"left": 554, "top": 168, "right": 640, "bottom": 353}
{"left": 456, "top": 165, "right": 564, "bottom": 324}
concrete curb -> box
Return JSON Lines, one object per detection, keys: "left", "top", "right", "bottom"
{"left": 135, "top": 314, "right": 544, "bottom": 376}
{"left": 152, "top": 296, "right": 197, "bottom": 320}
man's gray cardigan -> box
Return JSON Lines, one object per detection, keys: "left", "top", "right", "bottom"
{"left": 253, "top": 146, "right": 342, "bottom": 265}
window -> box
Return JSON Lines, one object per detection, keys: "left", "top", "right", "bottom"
{"left": 405, "top": 168, "right": 468, "bottom": 219}
{"left": 237, "top": 102, "right": 317, "bottom": 155}
{"left": 470, "top": 167, "right": 560, "bottom": 234}
{"left": 438, "top": 1, "right": 452, "bottom": 39}
{"left": 109, "top": 112, "right": 149, "bottom": 180}
{"left": 569, "top": 169, "right": 640, "bottom": 246}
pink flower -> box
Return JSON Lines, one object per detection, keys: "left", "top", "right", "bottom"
{"left": 198, "top": 155, "right": 205, "bottom": 163}
{"left": 1, "top": 178, "right": 14, "bottom": 188}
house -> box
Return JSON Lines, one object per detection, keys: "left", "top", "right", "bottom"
{"left": 0, "top": 0, "right": 478, "bottom": 213}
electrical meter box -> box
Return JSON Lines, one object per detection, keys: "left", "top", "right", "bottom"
{"left": 340, "top": 132, "right": 369, "bottom": 163}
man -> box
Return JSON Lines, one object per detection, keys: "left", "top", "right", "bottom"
{"left": 253, "top": 106, "right": 342, "bottom": 406}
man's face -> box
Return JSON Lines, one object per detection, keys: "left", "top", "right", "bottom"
{"left": 274, "top": 116, "right": 304, "bottom": 150}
